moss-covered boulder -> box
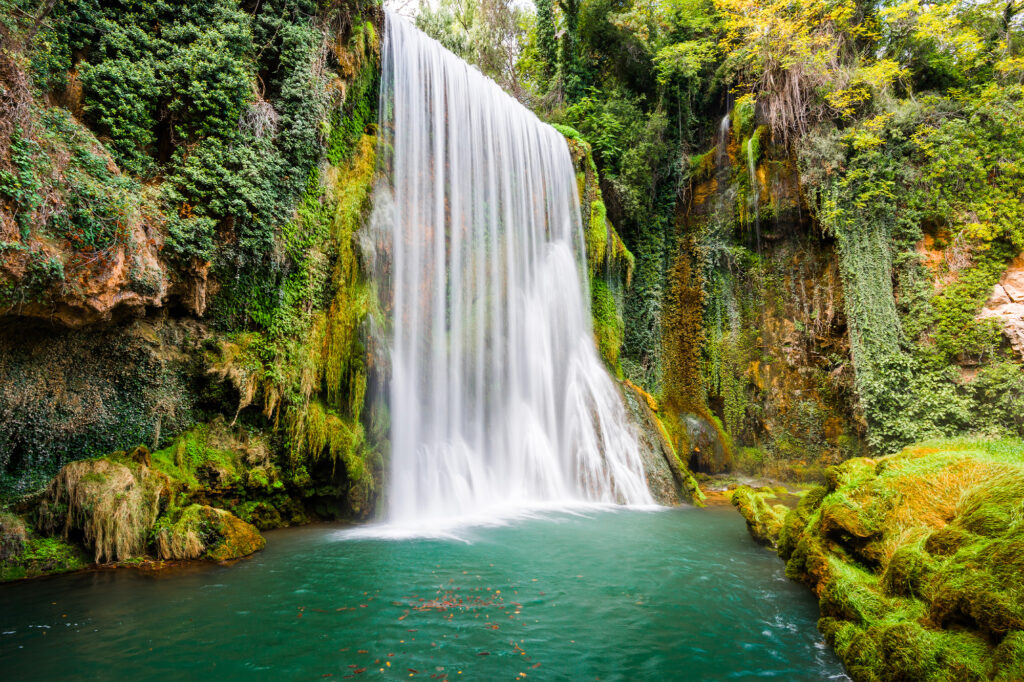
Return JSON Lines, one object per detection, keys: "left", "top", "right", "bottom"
{"left": 730, "top": 485, "right": 788, "bottom": 547}
{"left": 155, "top": 504, "right": 265, "bottom": 561}
{"left": 772, "top": 438, "right": 1024, "bottom": 681}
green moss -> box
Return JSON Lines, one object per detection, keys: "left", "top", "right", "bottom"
{"left": 993, "top": 631, "right": 1024, "bottom": 680}
{"left": 591, "top": 279, "right": 623, "bottom": 371}
{"left": 155, "top": 504, "right": 265, "bottom": 561}
{"left": 730, "top": 485, "right": 786, "bottom": 547}
{"left": 773, "top": 437, "right": 1024, "bottom": 679}
{"left": 955, "top": 471, "right": 1024, "bottom": 536}
{"left": 588, "top": 200, "right": 609, "bottom": 274}
{"left": 731, "top": 93, "right": 756, "bottom": 140}
{"left": 1, "top": 520, "right": 89, "bottom": 582}
{"left": 150, "top": 424, "right": 242, "bottom": 492}
{"left": 924, "top": 525, "right": 973, "bottom": 556}
{"left": 882, "top": 542, "right": 932, "bottom": 597}
{"left": 778, "top": 485, "right": 827, "bottom": 559}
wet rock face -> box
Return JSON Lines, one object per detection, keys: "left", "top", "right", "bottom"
{"left": 620, "top": 381, "right": 706, "bottom": 506}
{"left": 979, "top": 253, "right": 1024, "bottom": 360}
{"left": 0, "top": 314, "right": 205, "bottom": 495}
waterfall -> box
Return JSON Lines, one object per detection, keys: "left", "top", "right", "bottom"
{"left": 747, "top": 138, "right": 762, "bottom": 255}
{"left": 367, "top": 11, "right": 652, "bottom": 526}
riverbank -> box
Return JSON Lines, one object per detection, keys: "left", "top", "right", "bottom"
{"left": 730, "top": 437, "right": 1024, "bottom": 680}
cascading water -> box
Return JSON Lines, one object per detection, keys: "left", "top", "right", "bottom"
{"left": 747, "top": 137, "right": 762, "bottom": 256}
{"left": 367, "top": 11, "right": 652, "bottom": 526}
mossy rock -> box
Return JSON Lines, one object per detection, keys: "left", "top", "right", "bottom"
{"left": 778, "top": 486, "right": 827, "bottom": 560}
{"left": 155, "top": 504, "right": 265, "bottom": 562}
{"left": 992, "top": 631, "right": 1024, "bottom": 680}
{"left": 925, "top": 525, "right": 973, "bottom": 556}
{"left": 817, "top": 562, "right": 888, "bottom": 624}
{"left": 882, "top": 543, "right": 932, "bottom": 597}
{"left": 955, "top": 472, "right": 1024, "bottom": 537}
{"left": 829, "top": 620, "right": 883, "bottom": 682}
{"left": 1, "top": 528, "right": 89, "bottom": 582}
{"left": 730, "top": 485, "right": 786, "bottom": 547}
{"left": 232, "top": 500, "right": 285, "bottom": 530}
{"left": 818, "top": 494, "right": 876, "bottom": 541}
{"left": 769, "top": 438, "right": 1024, "bottom": 680}
{"left": 825, "top": 457, "right": 876, "bottom": 492}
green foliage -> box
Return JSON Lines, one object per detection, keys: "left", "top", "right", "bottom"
{"left": 926, "top": 241, "right": 1014, "bottom": 364}
{"left": 550, "top": 122, "right": 583, "bottom": 140}
{"left": 731, "top": 93, "right": 756, "bottom": 140}
{"left": 415, "top": 0, "right": 530, "bottom": 97}
{"left": 801, "top": 86, "right": 1024, "bottom": 453}
{"left": 536, "top": 0, "right": 557, "bottom": 79}
{"left": 0, "top": 126, "right": 43, "bottom": 238}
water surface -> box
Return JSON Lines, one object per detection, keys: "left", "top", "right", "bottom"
{"left": 1, "top": 507, "right": 846, "bottom": 680}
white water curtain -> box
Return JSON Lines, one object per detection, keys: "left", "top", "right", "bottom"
{"left": 368, "top": 10, "right": 653, "bottom": 524}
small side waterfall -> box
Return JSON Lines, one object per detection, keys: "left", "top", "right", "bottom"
{"left": 368, "top": 11, "right": 652, "bottom": 525}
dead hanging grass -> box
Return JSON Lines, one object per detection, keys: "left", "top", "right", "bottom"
{"left": 206, "top": 332, "right": 266, "bottom": 425}
{"left": 39, "top": 458, "right": 171, "bottom": 563}
{"left": 155, "top": 518, "right": 204, "bottom": 560}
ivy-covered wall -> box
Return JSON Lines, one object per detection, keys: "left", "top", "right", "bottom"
{"left": 0, "top": 0, "right": 388, "bottom": 521}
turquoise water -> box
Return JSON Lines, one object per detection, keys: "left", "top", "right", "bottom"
{"left": 1, "top": 507, "right": 846, "bottom": 680}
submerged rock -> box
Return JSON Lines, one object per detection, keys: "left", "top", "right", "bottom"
{"left": 155, "top": 504, "right": 265, "bottom": 562}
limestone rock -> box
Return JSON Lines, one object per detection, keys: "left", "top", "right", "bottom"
{"left": 0, "top": 217, "right": 170, "bottom": 328}
{"left": 978, "top": 253, "right": 1024, "bottom": 360}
